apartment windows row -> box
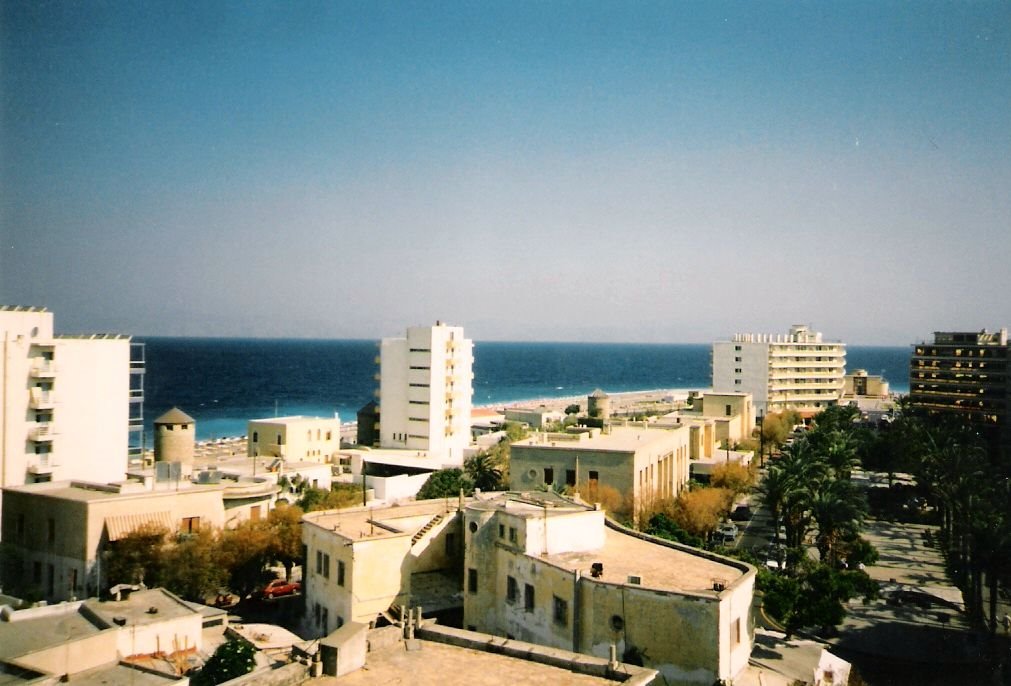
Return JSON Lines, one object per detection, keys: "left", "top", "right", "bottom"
{"left": 313, "top": 550, "right": 346, "bottom": 586}
{"left": 501, "top": 573, "right": 568, "bottom": 625}
{"left": 541, "top": 467, "right": 600, "bottom": 488}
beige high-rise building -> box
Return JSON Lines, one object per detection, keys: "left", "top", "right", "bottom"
{"left": 0, "top": 306, "right": 143, "bottom": 518}
{"left": 376, "top": 322, "right": 473, "bottom": 465}
{"left": 712, "top": 324, "right": 846, "bottom": 416}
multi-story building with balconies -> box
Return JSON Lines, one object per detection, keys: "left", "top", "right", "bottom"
{"left": 375, "top": 322, "right": 473, "bottom": 465}
{"left": 909, "top": 329, "right": 1008, "bottom": 449}
{"left": 0, "top": 306, "right": 144, "bottom": 522}
{"left": 712, "top": 324, "right": 846, "bottom": 417}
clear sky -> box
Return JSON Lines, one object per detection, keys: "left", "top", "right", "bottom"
{"left": 2, "top": 2, "right": 1009, "bottom": 345}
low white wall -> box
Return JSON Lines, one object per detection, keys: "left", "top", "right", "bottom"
{"left": 365, "top": 473, "right": 432, "bottom": 502}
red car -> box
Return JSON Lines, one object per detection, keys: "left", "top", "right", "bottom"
{"left": 258, "top": 579, "right": 301, "bottom": 599}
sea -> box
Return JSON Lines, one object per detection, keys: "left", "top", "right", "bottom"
{"left": 139, "top": 338, "right": 912, "bottom": 441}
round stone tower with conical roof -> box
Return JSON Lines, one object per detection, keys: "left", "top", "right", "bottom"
{"left": 587, "top": 389, "right": 611, "bottom": 420}
{"left": 154, "top": 407, "right": 195, "bottom": 475}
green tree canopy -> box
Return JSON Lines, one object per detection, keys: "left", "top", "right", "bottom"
{"left": 416, "top": 469, "right": 473, "bottom": 500}
{"left": 194, "top": 638, "right": 257, "bottom": 685}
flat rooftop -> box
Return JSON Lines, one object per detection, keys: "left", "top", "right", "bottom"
{"left": 331, "top": 640, "right": 626, "bottom": 686}
{"left": 0, "top": 604, "right": 104, "bottom": 661}
{"left": 67, "top": 662, "right": 183, "bottom": 685}
{"left": 304, "top": 499, "right": 458, "bottom": 542}
{"left": 514, "top": 425, "right": 684, "bottom": 453}
{"left": 340, "top": 447, "right": 452, "bottom": 470}
{"left": 545, "top": 527, "right": 746, "bottom": 596}
{"left": 4, "top": 479, "right": 225, "bottom": 502}
{"left": 83, "top": 589, "right": 198, "bottom": 628}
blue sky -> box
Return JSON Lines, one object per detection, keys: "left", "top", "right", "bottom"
{"left": 2, "top": 2, "right": 1009, "bottom": 344}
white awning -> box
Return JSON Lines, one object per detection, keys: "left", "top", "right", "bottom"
{"left": 105, "top": 511, "right": 173, "bottom": 541}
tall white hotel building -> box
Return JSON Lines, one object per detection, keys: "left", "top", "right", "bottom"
{"left": 712, "top": 324, "right": 846, "bottom": 417}
{"left": 377, "top": 322, "right": 473, "bottom": 465}
{"left": 0, "top": 306, "right": 144, "bottom": 514}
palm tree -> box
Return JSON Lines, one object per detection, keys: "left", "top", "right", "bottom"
{"left": 809, "top": 478, "right": 866, "bottom": 566}
{"left": 465, "top": 451, "right": 504, "bottom": 492}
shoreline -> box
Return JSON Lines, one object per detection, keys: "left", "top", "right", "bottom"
{"left": 186, "top": 387, "right": 710, "bottom": 444}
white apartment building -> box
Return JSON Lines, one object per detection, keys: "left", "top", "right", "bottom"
{"left": 712, "top": 325, "right": 845, "bottom": 416}
{"left": 377, "top": 322, "right": 473, "bottom": 465}
{"left": 0, "top": 306, "right": 143, "bottom": 518}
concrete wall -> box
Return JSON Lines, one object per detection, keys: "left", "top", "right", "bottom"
{"left": 365, "top": 472, "right": 431, "bottom": 502}
{"left": 52, "top": 338, "right": 131, "bottom": 485}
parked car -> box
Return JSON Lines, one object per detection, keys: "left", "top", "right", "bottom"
{"left": 729, "top": 505, "right": 752, "bottom": 522}
{"left": 717, "top": 523, "right": 738, "bottom": 543}
{"left": 257, "top": 579, "right": 301, "bottom": 599}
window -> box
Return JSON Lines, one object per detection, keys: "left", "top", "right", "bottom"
{"left": 506, "top": 576, "right": 518, "bottom": 603}
{"left": 732, "top": 618, "right": 742, "bottom": 645}
{"left": 524, "top": 584, "right": 535, "bottom": 612}
{"left": 508, "top": 527, "right": 517, "bottom": 543}
{"left": 725, "top": 404, "right": 732, "bottom": 416}
{"left": 498, "top": 524, "right": 505, "bottom": 538}
{"left": 735, "top": 356, "right": 741, "bottom": 362}
{"left": 33, "top": 561, "right": 42, "bottom": 583}
{"left": 337, "top": 560, "right": 345, "bottom": 586}
{"left": 588, "top": 470, "right": 598, "bottom": 485}
{"left": 323, "top": 553, "right": 331, "bottom": 579}
{"left": 316, "top": 550, "right": 323, "bottom": 575}
{"left": 180, "top": 517, "right": 200, "bottom": 533}
{"left": 252, "top": 431, "right": 258, "bottom": 443}
{"left": 468, "top": 568, "right": 478, "bottom": 593}
{"left": 326, "top": 431, "right": 332, "bottom": 441}
{"left": 277, "top": 433, "right": 284, "bottom": 445}
{"left": 543, "top": 467, "right": 554, "bottom": 485}
{"left": 250, "top": 506, "right": 261, "bottom": 521}
{"left": 553, "top": 596, "right": 568, "bottom": 625}
{"left": 565, "top": 469, "right": 576, "bottom": 487}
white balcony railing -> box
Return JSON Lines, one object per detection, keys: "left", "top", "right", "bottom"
{"left": 30, "top": 361, "right": 57, "bottom": 377}
{"left": 30, "top": 423, "right": 55, "bottom": 441}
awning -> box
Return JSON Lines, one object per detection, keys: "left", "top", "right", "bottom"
{"left": 105, "top": 511, "right": 173, "bottom": 541}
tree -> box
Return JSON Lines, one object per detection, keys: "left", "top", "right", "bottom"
{"left": 503, "top": 421, "right": 529, "bottom": 442}
{"left": 416, "top": 469, "right": 472, "bottom": 500}
{"left": 710, "top": 462, "right": 753, "bottom": 496}
{"left": 219, "top": 520, "right": 274, "bottom": 598}
{"left": 465, "top": 450, "right": 505, "bottom": 491}
{"left": 105, "top": 523, "right": 168, "bottom": 588}
{"left": 564, "top": 404, "right": 581, "bottom": 415}
{"left": 194, "top": 638, "right": 257, "bottom": 685}
{"left": 161, "top": 528, "right": 226, "bottom": 602}
{"left": 808, "top": 478, "right": 866, "bottom": 566}
{"left": 645, "top": 512, "right": 704, "bottom": 548}
{"left": 671, "top": 487, "right": 733, "bottom": 538}
{"left": 266, "top": 503, "right": 305, "bottom": 582}
{"left": 297, "top": 484, "right": 363, "bottom": 512}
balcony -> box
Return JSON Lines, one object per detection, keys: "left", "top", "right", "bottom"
{"left": 30, "top": 361, "right": 57, "bottom": 378}
{"left": 29, "top": 388, "right": 56, "bottom": 409}
{"left": 29, "top": 423, "right": 56, "bottom": 442}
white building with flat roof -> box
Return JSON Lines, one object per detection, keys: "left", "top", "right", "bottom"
{"left": 0, "top": 306, "right": 143, "bottom": 521}
{"left": 247, "top": 415, "right": 341, "bottom": 464}
{"left": 376, "top": 322, "right": 473, "bottom": 466}
{"left": 712, "top": 325, "right": 846, "bottom": 416}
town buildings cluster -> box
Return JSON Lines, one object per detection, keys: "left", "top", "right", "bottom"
{"left": 4, "top": 306, "right": 1007, "bottom": 684}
